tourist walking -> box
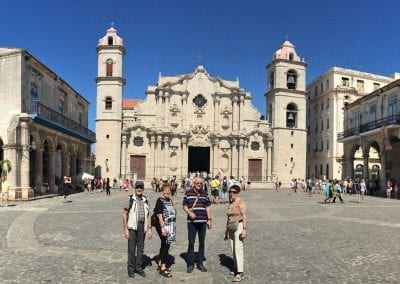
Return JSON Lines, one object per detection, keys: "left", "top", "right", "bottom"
{"left": 154, "top": 184, "right": 176, "bottom": 277}
{"left": 182, "top": 176, "right": 212, "bottom": 273}
{"left": 106, "top": 177, "right": 111, "bottom": 196}
{"left": 62, "top": 176, "right": 71, "bottom": 203}
{"left": 324, "top": 180, "right": 333, "bottom": 204}
{"left": 224, "top": 184, "right": 247, "bottom": 282}
{"left": 0, "top": 176, "right": 10, "bottom": 207}
{"left": 386, "top": 178, "right": 392, "bottom": 199}
{"left": 122, "top": 183, "right": 153, "bottom": 278}
{"left": 359, "top": 179, "right": 366, "bottom": 202}
{"left": 210, "top": 175, "right": 221, "bottom": 204}
{"left": 332, "top": 180, "right": 344, "bottom": 203}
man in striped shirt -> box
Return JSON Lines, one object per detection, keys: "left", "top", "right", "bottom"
{"left": 182, "top": 176, "right": 212, "bottom": 273}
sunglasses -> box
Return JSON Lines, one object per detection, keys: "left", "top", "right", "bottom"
{"left": 229, "top": 191, "right": 238, "bottom": 194}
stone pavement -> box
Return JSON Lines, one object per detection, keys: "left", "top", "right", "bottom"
{"left": 1, "top": 189, "right": 400, "bottom": 283}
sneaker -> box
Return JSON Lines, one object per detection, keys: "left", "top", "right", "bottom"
{"left": 197, "top": 263, "right": 208, "bottom": 272}
{"left": 128, "top": 271, "right": 135, "bottom": 278}
{"left": 187, "top": 265, "right": 194, "bottom": 273}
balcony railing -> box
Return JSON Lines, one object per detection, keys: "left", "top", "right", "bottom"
{"left": 337, "top": 114, "right": 400, "bottom": 141}
{"left": 27, "top": 101, "right": 96, "bottom": 143}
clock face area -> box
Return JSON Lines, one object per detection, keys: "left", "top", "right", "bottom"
{"left": 193, "top": 94, "right": 207, "bottom": 108}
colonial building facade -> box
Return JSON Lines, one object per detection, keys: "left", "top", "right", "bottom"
{"left": 306, "top": 67, "right": 396, "bottom": 180}
{"left": 0, "top": 47, "right": 95, "bottom": 199}
{"left": 338, "top": 78, "right": 400, "bottom": 188}
{"left": 95, "top": 28, "right": 307, "bottom": 187}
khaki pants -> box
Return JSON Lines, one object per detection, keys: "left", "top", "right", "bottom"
{"left": 228, "top": 222, "right": 244, "bottom": 273}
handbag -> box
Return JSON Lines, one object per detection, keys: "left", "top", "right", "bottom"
{"left": 227, "top": 220, "right": 238, "bottom": 232}
{"left": 151, "top": 213, "right": 158, "bottom": 227}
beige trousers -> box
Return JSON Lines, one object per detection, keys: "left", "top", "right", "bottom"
{"left": 229, "top": 222, "right": 244, "bottom": 273}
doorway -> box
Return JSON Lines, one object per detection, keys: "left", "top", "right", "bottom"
{"left": 188, "top": 147, "right": 210, "bottom": 173}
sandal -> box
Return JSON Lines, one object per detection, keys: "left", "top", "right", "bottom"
{"left": 160, "top": 269, "right": 172, "bottom": 278}
{"left": 232, "top": 273, "right": 244, "bottom": 282}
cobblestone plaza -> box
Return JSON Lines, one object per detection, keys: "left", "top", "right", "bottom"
{"left": 1, "top": 189, "right": 400, "bottom": 283}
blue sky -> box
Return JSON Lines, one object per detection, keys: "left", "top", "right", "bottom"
{"left": 3, "top": 0, "right": 400, "bottom": 132}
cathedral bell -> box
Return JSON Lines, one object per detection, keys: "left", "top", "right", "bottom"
{"left": 287, "top": 75, "right": 296, "bottom": 89}
{"left": 287, "top": 112, "right": 295, "bottom": 122}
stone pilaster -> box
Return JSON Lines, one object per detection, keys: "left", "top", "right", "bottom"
{"left": 267, "top": 141, "right": 273, "bottom": 181}
{"left": 238, "top": 138, "right": 245, "bottom": 179}
{"left": 62, "top": 152, "right": 70, "bottom": 178}
{"left": 35, "top": 148, "right": 44, "bottom": 193}
{"left": 232, "top": 95, "right": 239, "bottom": 132}
{"left": 231, "top": 138, "right": 238, "bottom": 178}
{"left": 48, "top": 150, "right": 56, "bottom": 192}
{"left": 121, "top": 133, "right": 127, "bottom": 178}
{"left": 181, "top": 136, "right": 188, "bottom": 176}
{"left": 150, "top": 136, "right": 156, "bottom": 178}
{"left": 163, "top": 136, "right": 169, "bottom": 176}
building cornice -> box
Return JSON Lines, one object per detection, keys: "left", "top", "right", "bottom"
{"left": 95, "top": 76, "right": 126, "bottom": 85}
{"left": 267, "top": 59, "right": 307, "bottom": 69}
{"left": 265, "top": 88, "right": 305, "bottom": 97}
{"left": 96, "top": 45, "right": 126, "bottom": 55}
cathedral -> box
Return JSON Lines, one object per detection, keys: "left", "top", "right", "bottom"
{"left": 95, "top": 27, "right": 307, "bottom": 188}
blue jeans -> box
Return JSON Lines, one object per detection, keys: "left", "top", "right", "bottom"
{"left": 187, "top": 222, "right": 207, "bottom": 266}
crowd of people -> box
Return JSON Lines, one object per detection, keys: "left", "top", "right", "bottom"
{"left": 277, "top": 177, "right": 400, "bottom": 203}
{"left": 122, "top": 174, "right": 248, "bottom": 282}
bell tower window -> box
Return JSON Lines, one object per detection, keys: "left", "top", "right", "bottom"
{"left": 287, "top": 70, "right": 297, "bottom": 90}
{"left": 269, "top": 71, "right": 274, "bottom": 90}
{"left": 108, "top": 36, "right": 113, "bottom": 45}
{"left": 105, "top": 96, "right": 113, "bottom": 110}
{"left": 106, "top": 59, "right": 113, "bottom": 76}
{"left": 286, "top": 103, "right": 297, "bottom": 128}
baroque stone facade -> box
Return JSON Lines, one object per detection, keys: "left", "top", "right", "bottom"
{"left": 95, "top": 28, "right": 307, "bottom": 187}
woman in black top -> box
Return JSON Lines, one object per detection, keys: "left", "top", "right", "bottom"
{"left": 154, "top": 184, "right": 176, "bottom": 277}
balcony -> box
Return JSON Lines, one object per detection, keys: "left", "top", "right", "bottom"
{"left": 27, "top": 101, "right": 96, "bottom": 143}
{"left": 337, "top": 114, "right": 400, "bottom": 142}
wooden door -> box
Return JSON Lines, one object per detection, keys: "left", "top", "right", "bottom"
{"left": 130, "top": 155, "right": 146, "bottom": 180}
{"left": 248, "top": 159, "right": 262, "bottom": 181}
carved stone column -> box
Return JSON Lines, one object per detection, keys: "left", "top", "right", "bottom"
{"left": 121, "top": 133, "right": 127, "bottom": 178}
{"left": 164, "top": 92, "right": 170, "bottom": 128}
{"left": 155, "top": 135, "right": 162, "bottom": 178}
{"left": 19, "top": 117, "right": 30, "bottom": 189}
{"left": 48, "top": 150, "right": 56, "bottom": 192}
{"left": 213, "top": 138, "right": 219, "bottom": 175}
{"left": 214, "top": 95, "right": 220, "bottom": 131}
{"left": 267, "top": 141, "right": 273, "bottom": 181}
{"left": 380, "top": 152, "right": 387, "bottom": 191}
{"left": 70, "top": 154, "right": 77, "bottom": 180}
{"left": 231, "top": 138, "right": 239, "bottom": 178}
{"left": 182, "top": 92, "right": 188, "bottom": 129}
{"left": 181, "top": 136, "right": 188, "bottom": 176}
{"left": 150, "top": 136, "right": 156, "bottom": 178}
{"left": 238, "top": 138, "right": 244, "bottom": 179}
{"left": 232, "top": 95, "right": 239, "bottom": 132}
{"left": 35, "top": 148, "right": 44, "bottom": 193}
{"left": 62, "top": 152, "right": 70, "bottom": 178}
{"left": 163, "top": 136, "right": 169, "bottom": 177}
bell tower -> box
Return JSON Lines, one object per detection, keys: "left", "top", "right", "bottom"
{"left": 95, "top": 27, "right": 125, "bottom": 179}
{"left": 265, "top": 41, "right": 307, "bottom": 184}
